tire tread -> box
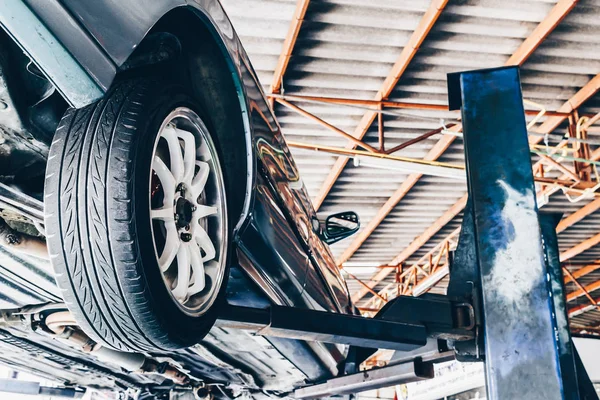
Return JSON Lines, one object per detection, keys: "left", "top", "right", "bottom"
{"left": 45, "top": 80, "right": 193, "bottom": 351}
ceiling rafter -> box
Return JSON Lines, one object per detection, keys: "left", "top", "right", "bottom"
{"left": 312, "top": 0, "right": 449, "bottom": 211}
{"left": 270, "top": 0, "right": 311, "bottom": 97}
{"left": 267, "top": 94, "right": 574, "bottom": 118}
{"left": 505, "top": 0, "right": 578, "bottom": 66}
{"left": 532, "top": 73, "right": 600, "bottom": 140}
{"left": 560, "top": 232, "right": 600, "bottom": 262}
{"left": 348, "top": 0, "right": 581, "bottom": 302}
{"left": 556, "top": 196, "right": 600, "bottom": 232}
{"left": 276, "top": 99, "right": 379, "bottom": 152}
{"left": 570, "top": 296, "right": 600, "bottom": 317}
{"left": 565, "top": 263, "right": 600, "bottom": 283}
{"left": 566, "top": 279, "right": 600, "bottom": 302}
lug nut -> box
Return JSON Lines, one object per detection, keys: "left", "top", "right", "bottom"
{"left": 180, "top": 233, "right": 192, "bottom": 242}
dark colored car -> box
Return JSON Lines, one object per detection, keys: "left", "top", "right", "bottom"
{"left": 0, "top": 0, "right": 361, "bottom": 398}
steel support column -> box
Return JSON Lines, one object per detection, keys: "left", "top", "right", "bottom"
{"left": 449, "top": 67, "right": 564, "bottom": 399}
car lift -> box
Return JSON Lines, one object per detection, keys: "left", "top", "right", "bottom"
{"left": 216, "top": 67, "right": 598, "bottom": 400}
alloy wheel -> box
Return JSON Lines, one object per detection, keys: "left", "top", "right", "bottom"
{"left": 149, "top": 107, "right": 228, "bottom": 316}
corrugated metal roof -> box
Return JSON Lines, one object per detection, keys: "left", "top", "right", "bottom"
{"left": 221, "top": 0, "right": 600, "bottom": 329}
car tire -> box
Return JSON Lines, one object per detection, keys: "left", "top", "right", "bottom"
{"left": 44, "top": 78, "right": 231, "bottom": 352}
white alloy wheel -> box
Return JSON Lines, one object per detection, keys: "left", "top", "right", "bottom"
{"left": 150, "top": 107, "right": 228, "bottom": 316}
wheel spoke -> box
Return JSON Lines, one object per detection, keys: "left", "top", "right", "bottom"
{"left": 158, "top": 221, "right": 180, "bottom": 272}
{"left": 174, "top": 127, "right": 197, "bottom": 185}
{"left": 153, "top": 156, "right": 177, "bottom": 207}
{"left": 191, "top": 161, "right": 210, "bottom": 199}
{"left": 188, "top": 243, "right": 205, "bottom": 296}
{"left": 194, "top": 204, "right": 218, "bottom": 219}
{"left": 194, "top": 225, "right": 216, "bottom": 262}
{"left": 203, "top": 260, "right": 219, "bottom": 288}
{"left": 196, "top": 137, "right": 212, "bottom": 162}
{"left": 172, "top": 244, "right": 191, "bottom": 302}
{"left": 151, "top": 207, "right": 173, "bottom": 221}
{"left": 161, "top": 125, "right": 185, "bottom": 183}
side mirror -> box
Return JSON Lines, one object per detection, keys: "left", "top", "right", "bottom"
{"left": 323, "top": 211, "right": 360, "bottom": 245}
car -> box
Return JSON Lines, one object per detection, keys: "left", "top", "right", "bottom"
{"left": 0, "top": 1, "right": 362, "bottom": 398}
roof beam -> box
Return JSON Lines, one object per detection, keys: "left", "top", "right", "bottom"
{"left": 505, "top": 0, "right": 578, "bottom": 66}
{"left": 562, "top": 267, "right": 600, "bottom": 312}
{"left": 270, "top": 0, "right": 311, "bottom": 95}
{"left": 583, "top": 111, "right": 600, "bottom": 130}
{"left": 570, "top": 296, "right": 600, "bottom": 317}
{"left": 267, "top": 94, "right": 574, "bottom": 118}
{"left": 532, "top": 73, "right": 600, "bottom": 139}
{"left": 566, "top": 279, "right": 600, "bottom": 302}
{"left": 312, "top": 0, "right": 449, "bottom": 210}
{"left": 556, "top": 197, "right": 600, "bottom": 232}
{"left": 276, "top": 99, "right": 379, "bottom": 152}
{"left": 560, "top": 232, "right": 600, "bottom": 262}
{"left": 562, "top": 262, "right": 600, "bottom": 317}
{"left": 565, "top": 262, "right": 600, "bottom": 283}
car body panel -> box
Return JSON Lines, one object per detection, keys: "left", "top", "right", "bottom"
{"left": 237, "top": 173, "right": 311, "bottom": 308}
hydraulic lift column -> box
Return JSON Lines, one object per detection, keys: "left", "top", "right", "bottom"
{"left": 448, "top": 66, "right": 565, "bottom": 400}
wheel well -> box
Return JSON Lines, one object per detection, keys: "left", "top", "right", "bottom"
{"left": 121, "top": 7, "right": 252, "bottom": 229}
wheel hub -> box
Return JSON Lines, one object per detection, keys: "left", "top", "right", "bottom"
{"left": 175, "top": 196, "right": 195, "bottom": 229}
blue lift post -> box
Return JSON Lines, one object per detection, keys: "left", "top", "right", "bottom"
{"left": 448, "top": 66, "right": 565, "bottom": 399}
